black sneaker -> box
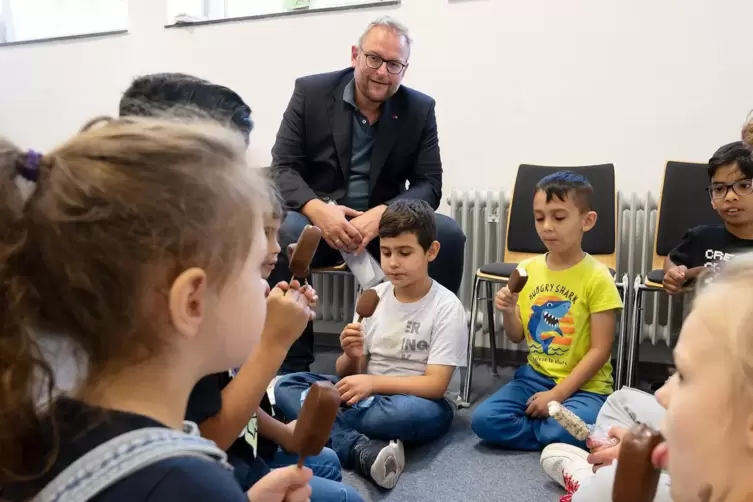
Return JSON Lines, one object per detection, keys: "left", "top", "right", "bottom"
{"left": 351, "top": 438, "right": 405, "bottom": 489}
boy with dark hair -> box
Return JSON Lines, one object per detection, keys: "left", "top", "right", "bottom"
{"left": 663, "top": 141, "right": 753, "bottom": 294}
{"left": 274, "top": 199, "right": 468, "bottom": 490}
{"left": 119, "top": 72, "right": 254, "bottom": 144}
{"left": 120, "top": 73, "right": 364, "bottom": 501}
{"left": 471, "top": 170, "right": 622, "bottom": 450}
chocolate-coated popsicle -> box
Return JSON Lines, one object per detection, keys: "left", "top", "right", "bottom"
{"left": 293, "top": 381, "right": 341, "bottom": 467}
{"left": 355, "top": 289, "right": 380, "bottom": 322}
{"left": 354, "top": 289, "right": 380, "bottom": 374}
{"left": 507, "top": 267, "right": 529, "bottom": 293}
{"left": 287, "top": 225, "right": 322, "bottom": 290}
{"left": 612, "top": 423, "right": 665, "bottom": 502}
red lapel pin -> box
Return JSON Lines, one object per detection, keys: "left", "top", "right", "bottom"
{"left": 392, "top": 114, "right": 399, "bottom": 120}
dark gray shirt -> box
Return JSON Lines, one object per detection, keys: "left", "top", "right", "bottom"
{"left": 337, "top": 79, "right": 377, "bottom": 211}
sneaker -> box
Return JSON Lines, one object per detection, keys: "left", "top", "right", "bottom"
{"left": 540, "top": 443, "right": 593, "bottom": 495}
{"left": 352, "top": 438, "right": 405, "bottom": 489}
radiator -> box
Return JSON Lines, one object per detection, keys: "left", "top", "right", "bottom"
{"left": 311, "top": 272, "right": 358, "bottom": 326}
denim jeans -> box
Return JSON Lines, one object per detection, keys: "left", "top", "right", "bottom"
{"left": 241, "top": 447, "right": 364, "bottom": 502}
{"left": 470, "top": 364, "right": 608, "bottom": 450}
{"left": 269, "top": 210, "right": 466, "bottom": 373}
{"left": 274, "top": 372, "right": 455, "bottom": 468}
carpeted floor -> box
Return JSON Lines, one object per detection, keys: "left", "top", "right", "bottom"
{"left": 308, "top": 349, "right": 563, "bottom": 502}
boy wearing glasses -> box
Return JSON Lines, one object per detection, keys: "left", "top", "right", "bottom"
{"left": 663, "top": 140, "right": 753, "bottom": 294}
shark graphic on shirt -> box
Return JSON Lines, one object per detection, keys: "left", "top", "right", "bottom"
{"left": 527, "top": 300, "right": 572, "bottom": 354}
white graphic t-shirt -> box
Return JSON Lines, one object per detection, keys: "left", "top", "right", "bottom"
{"left": 357, "top": 280, "right": 468, "bottom": 403}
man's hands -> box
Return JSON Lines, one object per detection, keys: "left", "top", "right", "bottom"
{"left": 350, "top": 205, "right": 387, "bottom": 255}
{"left": 663, "top": 265, "right": 688, "bottom": 295}
{"left": 495, "top": 286, "right": 519, "bottom": 314}
{"left": 261, "top": 281, "right": 317, "bottom": 351}
{"left": 339, "top": 323, "right": 365, "bottom": 360}
{"left": 302, "top": 200, "right": 363, "bottom": 253}
{"left": 336, "top": 374, "right": 374, "bottom": 406}
{"left": 586, "top": 425, "right": 627, "bottom": 472}
{"left": 525, "top": 389, "right": 561, "bottom": 418}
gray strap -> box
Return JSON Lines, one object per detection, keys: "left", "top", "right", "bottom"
{"left": 34, "top": 425, "right": 230, "bottom": 502}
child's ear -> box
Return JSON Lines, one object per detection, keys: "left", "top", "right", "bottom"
{"left": 710, "top": 198, "right": 718, "bottom": 211}
{"left": 582, "top": 210, "right": 598, "bottom": 232}
{"left": 426, "top": 241, "right": 441, "bottom": 262}
{"left": 169, "top": 267, "right": 208, "bottom": 339}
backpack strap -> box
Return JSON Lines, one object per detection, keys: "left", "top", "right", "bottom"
{"left": 34, "top": 422, "right": 230, "bottom": 502}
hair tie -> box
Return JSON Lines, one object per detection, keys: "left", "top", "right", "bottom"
{"left": 17, "top": 150, "right": 42, "bottom": 182}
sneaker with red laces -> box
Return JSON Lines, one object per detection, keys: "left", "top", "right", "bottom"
{"left": 540, "top": 443, "right": 594, "bottom": 501}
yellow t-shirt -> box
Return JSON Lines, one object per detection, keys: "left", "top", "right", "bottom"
{"left": 516, "top": 254, "right": 622, "bottom": 395}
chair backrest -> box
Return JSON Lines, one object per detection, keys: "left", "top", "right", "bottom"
{"left": 651, "top": 161, "right": 721, "bottom": 271}
{"left": 504, "top": 164, "right": 617, "bottom": 270}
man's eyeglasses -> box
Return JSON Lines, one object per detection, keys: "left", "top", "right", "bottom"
{"left": 707, "top": 179, "right": 753, "bottom": 199}
{"left": 360, "top": 48, "right": 407, "bottom": 75}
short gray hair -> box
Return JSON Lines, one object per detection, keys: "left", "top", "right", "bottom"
{"left": 358, "top": 16, "right": 412, "bottom": 53}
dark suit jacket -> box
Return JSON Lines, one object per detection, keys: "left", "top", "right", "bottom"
{"left": 270, "top": 67, "right": 442, "bottom": 211}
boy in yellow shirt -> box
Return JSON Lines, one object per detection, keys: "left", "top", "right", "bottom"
{"left": 471, "top": 171, "right": 622, "bottom": 450}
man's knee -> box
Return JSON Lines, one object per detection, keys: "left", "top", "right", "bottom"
{"left": 434, "top": 213, "right": 466, "bottom": 247}
{"left": 279, "top": 211, "right": 311, "bottom": 248}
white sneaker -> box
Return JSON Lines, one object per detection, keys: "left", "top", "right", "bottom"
{"left": 540, "top": 443, "right": 593, "bottom": 493}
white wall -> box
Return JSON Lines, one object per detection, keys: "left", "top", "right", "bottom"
{"left": 1, "top": 0, "right": 752, "bottom": 209}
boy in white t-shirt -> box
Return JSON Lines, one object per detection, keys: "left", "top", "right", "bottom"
{"left": 274, "top": 199, "right": 468, "bottom": 490}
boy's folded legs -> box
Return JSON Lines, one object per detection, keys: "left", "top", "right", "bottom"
{"left": 274, "top": 373, "right": 453, "bottom": 489}
{"left": 267, "top": 446, "right": 343, "bottom": 482}
{"left": 471, "top": 365, "right": 606, "bottom": 450}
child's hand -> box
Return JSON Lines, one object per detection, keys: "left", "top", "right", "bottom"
{"left": 525, "top": 390, "right": 559, "bottom": 418}
{"left": 663, "top": 265, "right": 688, "bottom": 295}
{"left": 586, "top": 426, "right": 626, "bottom": 472}
{"left": 246, "top": 465, "right": 312, "bottom": 502}
{"left": 300, "top": 284, "right": 319, "bottom": 311}
{"left": 262, "top": 281, "right": 314, "bottom": 350}
{"left": 336, "top": 374, "right": 374, "bottom": 406}
{"left": 339, "top": 323, "right": 364, "bottom": 360}
{"left": 494, "top": 286, "right": 518, "bottom": 313}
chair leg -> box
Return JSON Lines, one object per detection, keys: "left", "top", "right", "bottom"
{"left": 485, "top": 281, "right": 498, "bottom": 376}
{"left": 614, "top": 274, "right": 629, "bottom": 389}
{"left": 459, "top": 275, "right": 482, "bottom": 408}
{"left": 626, "top": 278, "right": 645, "bottom": 388}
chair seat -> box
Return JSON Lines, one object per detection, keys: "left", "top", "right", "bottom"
{"left": 312, "top": 262, "right": 349, "bottom": 273}
{"left": 645, "top": 269, "right": 664, "bottom": 288}
{"left": 477, "top": 262, "right": 616, "bottom": 280}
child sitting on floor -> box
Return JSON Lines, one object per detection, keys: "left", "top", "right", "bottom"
{"left": 663, "top": 123, "right": 753, "bottom": 294}
{"left": 120, "top": 72, "right": 363, "bottom": 501}
{"left": 0, "top": 118, "right": 312, "bottom": 501}
{"left": 471, "top": 171, "right": 623, "bottom": 451}
{"left": 274, "top": 199, "right": 468, "bottom": 490}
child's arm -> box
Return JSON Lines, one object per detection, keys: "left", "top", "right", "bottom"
{"left": 495, "top": 286, "right": 524, "bottom": 343}
{"left": 369, "top": 365, "right": 455, "bottom": 400}
{"left": 198, "top": 283, "right": 313, "bottom": 450}
{"left": 257, "top": 407, "right": 295, "bottom": 452}
{"left": 551, "top": 309, "right": 616, "bottom": 400}
{"left": 336, "top": 322, "right": 369, "bottom": 378}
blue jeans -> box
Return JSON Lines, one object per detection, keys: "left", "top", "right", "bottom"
{"left": 274, "top": 372, "right": 455, "bottom": 467}
{"left": 270, "top": 210, "right": 466, "bottom": 373}
{"left": 243, "top": 447, "right": 364, "bottom": 502}
{"left": 470, "top": 364, "right": 608, "bottom": 450}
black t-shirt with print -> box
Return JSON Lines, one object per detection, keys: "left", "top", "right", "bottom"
{"left": 185, "top": 372, "right": 278, "bottom": 490}
{"left": 1, "top": 398, "right": 246, "bottom": 502}
{"left": 669, "top": 224, "right": 753, "bottom": 270}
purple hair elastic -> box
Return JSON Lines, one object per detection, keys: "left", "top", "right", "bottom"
{"left": 18, "top": 150, "right": 42, "bottom": 182}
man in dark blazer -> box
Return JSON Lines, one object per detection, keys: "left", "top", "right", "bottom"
{"left": 269, "top": 17, "right": 466, "bottom": 373}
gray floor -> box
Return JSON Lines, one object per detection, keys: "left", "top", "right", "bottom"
{"left": 309, "top": 350, "right": 563, "bottom": 502}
